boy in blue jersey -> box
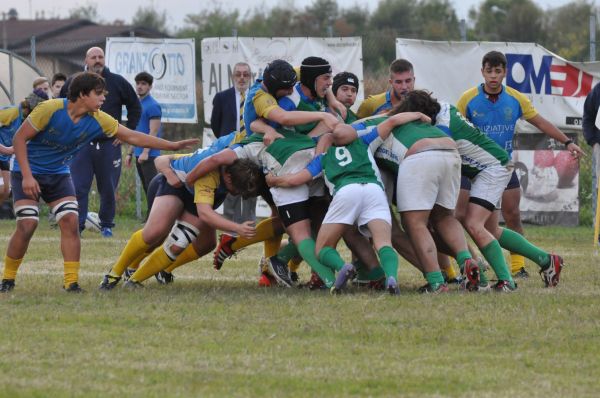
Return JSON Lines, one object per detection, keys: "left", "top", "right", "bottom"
{"left": 457, "top": 51, "right": 583, "bottom": 278}
{"left": 356, "top": 59, "right": 414, "bottom": 119}
{"left": 99, "top": 132, "right": 262, "bottom": 289}
{"left": 0, "top": 90, "right": 47, "bottom": 204}
{"left": 0, "top": 72, "right": 199, "bottom": 293}
{"left": 125, "top": 71, "right": 162, "bottom": 199}
{"left": 101, "top": 152, "right": 263, "bottom": 289}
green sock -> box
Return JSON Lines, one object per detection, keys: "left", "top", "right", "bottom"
{"left": 477, "top": 257, "right": 489, "bottom": 285}
{"left": 480, "top": 240, "right": 513, "bottom": 283}
{"left": 498, "top": 228, "right": 550, "bottom": 269}
{"left": 378, "top": 246, "right": 398, "bottom": 280}
{"left": 317, "top": 246, "right": 344, "bottom": 272}
{"left": 456, "top": 250, "right": 472, "bottom": 273}
{"left": 425, "top": 271, "right": 445, "bottom": 290}
{"left": 355, "top": 259, "right": 386, "bottom": 281}
{"left": 277, "top": 241, "right": 299, "bottom": 264}
{"left": 298, "top": 239, "right": 335, "bottom": 288}
{"left": 366, "top": 266, "right": 386, "bottom": 281}
{"left": 355, "top": 259, "right": 370, "bottom": 280}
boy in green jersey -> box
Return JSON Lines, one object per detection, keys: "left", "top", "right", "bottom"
{"left": 266, "top": 111, "right": 432, "bottom": 294}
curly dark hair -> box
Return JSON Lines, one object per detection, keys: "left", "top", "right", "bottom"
{"left": 389, "top": 90, "right": 440, "bottom": 124}
{"left": 225, "top": 158, "right": 265, "bottom": 199}
{"left": 67, "top": 72, "right": 106, "bottom": 102}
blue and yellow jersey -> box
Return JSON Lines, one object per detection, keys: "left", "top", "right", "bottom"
{"left": 277, "top": 83, "right": 329, "bottom": 134}
{"left": 243, "top": 80, "right": 280, "bottom": 136}
{"left": 0, "top": 105, "right": 23, "bottom": 162}
{"left": 14, "top": 99, "right": 118, "bottom": 174}
{"left": 356, "top": 91, "right": 392, "bottom": 119}
{"left": 169, "top": 130, "right": 245, "bottom": 208}
{"left": 456, "top": 84, "right": 537, "bottom": 156}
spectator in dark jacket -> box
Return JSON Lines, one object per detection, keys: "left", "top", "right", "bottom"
{"left": 583, "top": 82, "right": 600, "bottom": 226}
{"left": 61, "top": 47, "right": 141, "bottom": 237}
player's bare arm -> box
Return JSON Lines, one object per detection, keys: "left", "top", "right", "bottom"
{"left": 12, "top": 120, "right": 41, "bottom": 199}
{"left": 527, "top": 114, "right": 584, "bottom": 158}
{"left": 154, "top": 154, "right": 182, "bottom": 188}
{"left": 115, "top": 125, "right": 199, "bottom": 152}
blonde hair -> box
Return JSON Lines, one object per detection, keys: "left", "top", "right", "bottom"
{"left": 32, "top": 77, "right": 49, "bottom": 89}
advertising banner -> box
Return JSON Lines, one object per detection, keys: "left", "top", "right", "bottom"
{"left": 201, "top": 37, "right": 363, "bottom": 124}
{"left": 106, "top": 37, "right": 197, "bottom": 123}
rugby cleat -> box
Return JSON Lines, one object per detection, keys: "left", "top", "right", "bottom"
{"left": 123, "top": 268, "right": 136, "bottom": 281}
{"left": 155, "top": 270, "right": 175, "bottom": 285}
{"left": 258, "top": 272, "right": 276, "bottom": 287}
{"left": 267, "top": 256, "right": 293, "bottom": 287}
{"left": 123, "top": 280, "right": 144, "bottom": 289}
{"left": 290, "top": 271, "right": 299, "bottom": 284}
{"left": 462, "top": 258, "right": 480, "bottom": 292}
{"left": 420, "top": 283, "right": 449, "bottom": 294}
{"left": 64, "top": 282, "right": 84, "bottom": 293}
{"left": 492, "top": 280, "right": 517, "bottom": 292}
{"left": 99, "top": 274, "right": 121, "bottom": 290}
{"left": 540, "top": 254, "right": 563, "bottom": 287}
{"left": 302, "top": 271, "right": 326, "bottom": 290}
{"left": 330, "top": 263, "right": 356, "bottom": 295}
{"left": 513, "top": 267, "right": 530, "bottom": 279}
{"left": 213, "top": 234, "right": 238, "bottom": 270}
{"left": 0, "top": 279, "right": 15, "bottom": 293}
{"left": 385, "top": 276, "right": 400, "bottom": 295}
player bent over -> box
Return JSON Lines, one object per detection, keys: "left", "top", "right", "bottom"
{"left": 100, "top": 143, "right": 262, "bottom": 289}
{"left": 0, "top": 72, "right": 198, "bottom": 293}
{"left": 266, "top": 111, "right": 431, "bottom": 295}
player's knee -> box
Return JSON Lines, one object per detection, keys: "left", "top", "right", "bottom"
{"left": 163, "top": 221, "right": 199, "bottom": 260}
{"left": 52, "top": 200, "right": 78, "bottom": 223}
{"left": 502, "top": 207, "right": 522, "bottom": 226}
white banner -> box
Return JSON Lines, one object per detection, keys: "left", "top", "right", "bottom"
{"left": 105, "top": 37, "right": 197, "bottom": 123}
{"left": 201, "top": 37, "right": 364, "bottom": 124}
{"left": 396, "top": 39, "right": 600, "bottom": 130}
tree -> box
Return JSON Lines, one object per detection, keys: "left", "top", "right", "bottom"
{"left": 132, "top": 6, "right": 169, "bottom": 34}
{"left": 68, "top": 3, "right": 100, "bottom": 22}
{"left": 470, "top": 0, "right": 544, "bottom": 43}
{"left": 543, "top": 1, "right": 595, "bottom": 61}
{"left": 415, "top": 0, "right": 460, "bottom": 40}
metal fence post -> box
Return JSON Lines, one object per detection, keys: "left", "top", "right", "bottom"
{"left": 8, "top": 52, "right": 14, "bottom": 103}
{"left": 30, "top": 36, "right": 36, "bottom": 66}
{"left": 591, "top": 14, "right": 596, "bottom": 62}
{"left": 460, "top": 19, "right": 466, "bottom": 41}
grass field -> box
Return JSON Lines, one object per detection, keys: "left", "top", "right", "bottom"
{"left": 0, "top": 218, "right": 598, "bottom": 397}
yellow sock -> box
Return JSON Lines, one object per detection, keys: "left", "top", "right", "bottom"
{"left": 3, "top": 256, "right": 23, "bottom": 280}
{"left": 64, "top": 261, "right": 80, "bottom": 288}
{"left": 130, "top": 247, "right": 173, "bottom": 283}
{"left": 165, "top": 244, "right": 200, "bottom": 273}
{"left": 288, "top": 257, "right": 302, "bottom": 273}
{"left": 510, "top": 253, "right": 525, "bottom": 274}
{"left": 111, "top": 229, "right": 150, "bottom": 277}
{"left": 231, "top": 217, "right": 280, "bottom": 251}
{"left": 128, "top": 251, "right": 150, "bottom": 271}
{"left": 264, "top": 235, "right": 283, "bottom": 258}
{"left": 443, "top": 257, "right": 459, "bottom": 280}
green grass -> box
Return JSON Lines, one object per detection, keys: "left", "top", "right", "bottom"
{"left": 0, "top": 219, "right": 598, "bottom": 397}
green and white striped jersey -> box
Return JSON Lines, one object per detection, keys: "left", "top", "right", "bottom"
{"left": 435, "top": 102, "right": 510, "bottom": 179}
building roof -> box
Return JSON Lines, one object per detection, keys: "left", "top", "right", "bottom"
{"left": 3, "top": 17, "right": 168, "bottom": 56}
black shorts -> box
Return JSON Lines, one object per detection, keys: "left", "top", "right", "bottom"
{"left": 461, "top": 170, "right": 520, "bottom": 191}
{"left": 151, "top": 174, "right": 198, "bottom": 217}
{"left": 0, "top": 160, "right": 10, "bottom": 171}
{"left": 11, "top": 172, "right": 75, "bottom": 203}
{"left": 277, "top": 200, "right": 310, "bottom": 228}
